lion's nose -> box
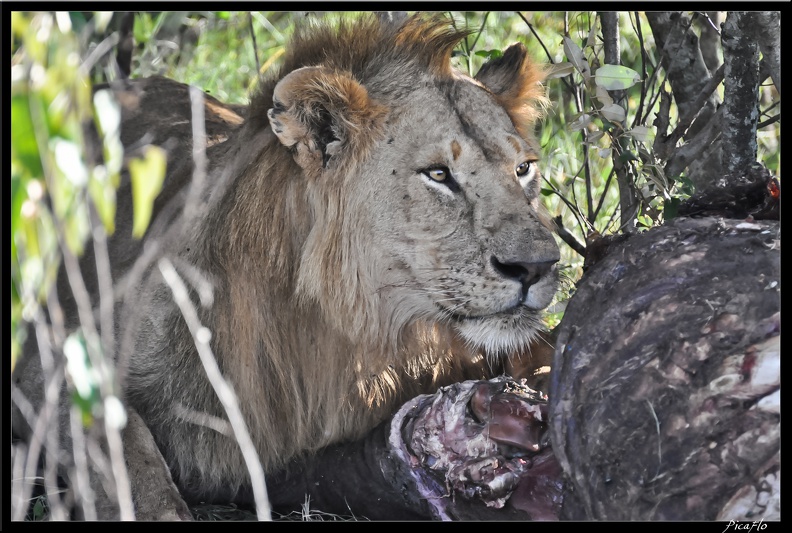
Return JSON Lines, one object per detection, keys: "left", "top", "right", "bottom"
{"left": 490, "top": 255, "right": 557, "bottom": 294}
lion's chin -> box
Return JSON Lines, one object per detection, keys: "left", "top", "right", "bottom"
{"left": 452, "top": 307, "right": 544, "bottom": 356}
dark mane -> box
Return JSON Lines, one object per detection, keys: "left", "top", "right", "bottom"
{"left": 246, "top": 13, "right": 471, "bottom": 131}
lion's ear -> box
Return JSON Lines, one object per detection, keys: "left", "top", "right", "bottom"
{"left": 474, "top": 43, "right": 548, "bottom": 139}
{"left": 267, "top": 66, "right": 387, "bottom": 173}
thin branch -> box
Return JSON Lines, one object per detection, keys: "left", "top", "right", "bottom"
{"left": 187, "top": 86, "right": 208, "bottom": 219}
{"left": 79, "top": 32, "right": 120, "bottom": 78}
{"left": 25, "top": 71, "right": 136, "bottom": 520}
{"left": 668, "top": 64, "right": 725, "bottom": 145}
{"left": 542, "top": 171, "right": 590, "bottom": 241}
{"left": 759, "top": 100, "right": 780, "bottom": 118}
{"left": 158, "top": 257, "right": 272, "bottom": 521}
{"left": 70, "top": 406, "right": 97, "bottom": 520}
{"left": 553, "top": 216, "right": 587, "bottom": 257}
{"left": 757, "top": 114, "right": 780, "bottom": 129}
{"left": 248, "top": 13, "right": 261, "bottom": 77}
{"left": 517, "top": 11, "right": 575, "bottom": 93}
{"left": 572, "top": 86, "right": 594, "bottom": 224}
{"left": 630, "top": 12, "right": 649, "bottom": 129}
{"left": 468, "top": 11, "right": 490, "bottom": 52}
{"left": 592, "top": 166, "right": 617, "bottom": 222}
{"left": 11, "top": 358, "right": 66, "bottom": 521}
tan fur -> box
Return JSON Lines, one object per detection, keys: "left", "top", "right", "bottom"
{"left": 24, "top": 13, "right": 560, "bottom": 505}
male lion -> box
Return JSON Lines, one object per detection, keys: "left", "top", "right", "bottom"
{"left": 13, "top": 13, "right": 560, "bottom": 518}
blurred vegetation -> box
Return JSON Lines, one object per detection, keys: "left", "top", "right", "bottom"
{"left": 10, "top": 11, "right": 780, "bottom": 520}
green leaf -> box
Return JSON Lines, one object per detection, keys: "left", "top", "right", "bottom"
{"left": 600, "top": 103, "right": 626, "bottom": 123}
{"left": 32, "top": 497, "right": 46, "bottom": 520}
{"left": 664, "top": 197, "right": 681, "bottom": 220}
{"left": 626, "top": 126, "right": 652, "bottom": 143}
{"left": 568, "top": 113, "right": 592, "bottom": 131}
{"left": 88, "top": 169, "right": 117, "bottom": 234}
{"left": 129, "top": 146, "right": 167, "bottom": 238}
{"left": 10, "top": 172, "right": 25, "bottom": 263}
{"left": 637, "top": 214, "right": 653, "bottom": 228}
{"left": 11, "top": 94, "right": 44, "bottom": 179}
{"left": 67, "top": 12, "right": 88, "bottom": 32}
{"left": 563, "top": 36, "right": 589, "bottom": 77}
{"left": 676, "top": 174, "right": 695, "bottom": 191}
{"left": 618, "top": 150, "right": 639, "bottom": 163}
{"left": 594, "top": 64, "right": 641, "bottom": 91}
{"left": 586, "top": 130, "right": 604, "bottom": 144}
{"left": 545, "top": 61, "right": 575, "bottom": 80}
{"left": 62, "top": 200, "right": 89, "bottom": 256}
{"left": 475, "top": 49, "right": 503, "bottom": 60}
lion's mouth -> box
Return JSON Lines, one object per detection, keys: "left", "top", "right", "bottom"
{"left": 439, "top": 303, "right": 544, "bottom": 354}
{"left": 440, "top": 303, "right": 528, "bottom": 323}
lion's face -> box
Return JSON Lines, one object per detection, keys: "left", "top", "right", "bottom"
{"left": 266, "top": 33, "right": 559, "bottom": 356}
{"left": 352, "top": 79, "right": 559, "bottom": 354}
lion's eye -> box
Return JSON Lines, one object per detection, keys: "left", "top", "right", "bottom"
{"left": 424, "top": 167, "right": 450, "bottom": 182}
{"left": 421, "top": 166, "right": 460, "bottom": 193}
{"left": 515, "top": 160, "right": 536, "bottom": 177}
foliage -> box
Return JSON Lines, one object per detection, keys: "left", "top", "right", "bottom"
{"left": 11, "top": 12, "right": 117, "bottom": 371}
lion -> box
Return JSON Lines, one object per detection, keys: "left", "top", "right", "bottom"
{"left": 13, "top": 13, "right": 560, "bottom": 516}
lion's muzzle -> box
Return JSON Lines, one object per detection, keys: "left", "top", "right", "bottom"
{"left": 490, "top": 255, "right": 559, "bottom": 310}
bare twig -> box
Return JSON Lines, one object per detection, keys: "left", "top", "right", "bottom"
{"left": 553, "top": 215, "right": 587, "bottom": 257}
{"left": 158, "top": 257, "right": 272, "bottom": 521}
{"left": 468, "top": 12, "right": 490, "bottom": 53}
{"left": 187, "top": 86, "right": 208, "bottom": 218}
{"left": 517, "top": 11, "right": 574, "bottom": 93}
{"left": 592, "top": 167, "right": 617, "bottom": 222}
{"left": 11, "top": 442, "right": 29, "bottom": 520}
{"left": 630, "top": 12, "right": 649, "bottom": 129}
{"left": 90, "top": 206, "right": 116, "bottom": 395}
{"left": 26, "top": 32, "right": 135, "bottom": 520}
{"left": 53, "top": 206, "right": 135, "bottom": 520}
{"left": 79, "top": 32, "right": 120, "bottom": 78}
{"left": 248, "top": 13, "right": 261, "bottom": 77}
{"left": 11, "top": 357, "right": 66, "bottom": 521}
{"left": 600, "top": 11, "right": 638, "bottom": 234}
{"left": 70, "top": 406, "right": 97, "bottom": 520}
{"left": 572, "top": 86, "right": 594, "bottom": 225}
{"left": 757, "top": 115, "right": 780, "bottom": 129}
{"left": 665, "top": 64, "right": 725, "bottom": 149}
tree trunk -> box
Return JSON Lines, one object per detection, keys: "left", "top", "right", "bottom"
{"left": 720, "top": 12, "right": 761, "bottom": 185}
{"left": 646, "top": 12, "right": 719, "bottom": 135}
{"left": 647, "top": 12, "right": 722, "bottom": 188}
{"left": 600, "top": 12, "right": 638, "bottom": 234}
